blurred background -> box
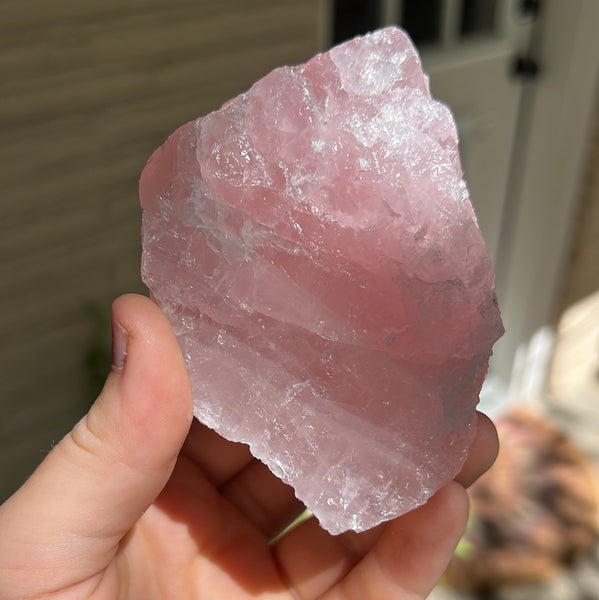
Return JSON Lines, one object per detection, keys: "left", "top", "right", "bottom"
{"left": 1, "top": 1, "right": 598, "bottom": 598}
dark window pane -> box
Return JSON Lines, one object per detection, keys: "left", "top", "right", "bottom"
{"left": 461, "top": 0, "right": 498, "bottom": 37}
{"left": 401, "top": 0, "right": 442, "bottom": 46}
{"left": 332, "top": 0, "right": 381, "bottom": 45}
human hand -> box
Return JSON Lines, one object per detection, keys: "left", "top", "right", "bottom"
{"left": 0, "top": 294, "right": 498, "bottom": 599}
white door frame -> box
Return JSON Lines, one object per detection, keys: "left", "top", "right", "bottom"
{"left": 492, "top": 0, "right": 599, "bottom": 397}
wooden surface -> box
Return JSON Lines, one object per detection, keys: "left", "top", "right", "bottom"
{"left": 0, "top": 0, "right": 319, "bottom": 500}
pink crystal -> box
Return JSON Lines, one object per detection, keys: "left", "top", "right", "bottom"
{"left": 140, "top": 26, "right": 504, "bottom": 534}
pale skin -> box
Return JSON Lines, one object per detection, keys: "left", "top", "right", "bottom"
{"left": 0, "top": 294, "right": 498, "bottom": 599}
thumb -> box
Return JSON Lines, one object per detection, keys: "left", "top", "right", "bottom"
{"left": 0, "top": 294, "right": 193, "bottom": 596}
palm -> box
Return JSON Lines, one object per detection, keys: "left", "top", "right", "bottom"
{"left": 119, "top": 420, "right": 299, "bottom": 598}
{"left": 116, "top": 419, "right": 473, "bottom": 599}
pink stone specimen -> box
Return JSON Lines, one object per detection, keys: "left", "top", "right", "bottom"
{"left": 140, "top": 26, "right": 504, "bottom": 534}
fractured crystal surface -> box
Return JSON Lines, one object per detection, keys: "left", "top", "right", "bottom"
{"left": 140, "top": 26, "right": 504, "bottom": 534}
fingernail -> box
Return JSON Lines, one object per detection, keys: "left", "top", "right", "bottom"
{"left": 112, "top": 320, "right": 129, "bottom": 372}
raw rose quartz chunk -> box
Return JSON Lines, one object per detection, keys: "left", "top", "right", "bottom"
{"left": 140, "top": 26, "right": 504, "bottom": 534}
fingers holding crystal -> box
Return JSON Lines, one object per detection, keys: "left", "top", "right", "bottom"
{"left": 455, "top": 412, "right": 499, "bottom": 488}
{"left": 320, "top": 482, "right": 469, "bottom": 600}
{"left": 271, "top": 482, "right": 469, "bottom": 600}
